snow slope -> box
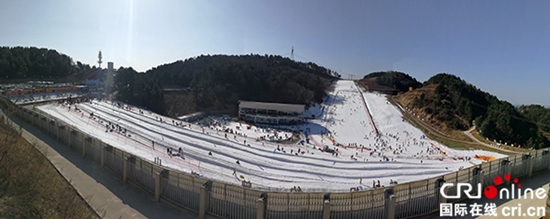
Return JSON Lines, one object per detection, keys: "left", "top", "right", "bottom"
{"left": 37, "top": 80, "right": 505, "bottom": 192}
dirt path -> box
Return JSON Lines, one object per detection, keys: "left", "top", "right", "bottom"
{"left": 463, "top": 126, "right": 517, "bottom": 154}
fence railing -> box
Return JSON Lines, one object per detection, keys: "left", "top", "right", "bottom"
{"left": 1, "top": 96, "right": 549, "bottom": 219}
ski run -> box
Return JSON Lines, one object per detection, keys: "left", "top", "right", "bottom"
{"left": 37, "top": 80, "right": 505, "bottom": 192}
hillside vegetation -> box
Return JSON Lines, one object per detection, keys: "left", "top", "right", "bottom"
{"left": 518, "top": 105, "right": 550, "bottom": 133}
{"left": 0, "top": 47, "right": 92, "bottom": 82}
{"left": 395, "top": 73, "right": 549, "bottom": 149}
{"left": 2, "top": 46, "right": 547, "bottom": 149}
{"left": 115, "top": 54, "right": 339, "bottom": 116}
{"left": 357, "top": 71, "right": 422, "bottom": 94}
{"left": 0, "top": 121, "right": 97, "bottom": 218}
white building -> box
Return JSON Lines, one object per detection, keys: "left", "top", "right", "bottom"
{"left": 238, "top": 101, "right": 305, "bottom": 125}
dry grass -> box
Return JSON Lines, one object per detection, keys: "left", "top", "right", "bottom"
{"left": 0, "top": 123, "right": 98, "bottom": 219}
{"left": 470, "top": 129, "right": 530, "bottom": 153}
{"left": 400, "top": 114, "right": 517, "bottom": 155}
{"left": 391, "top": 97, "right": 520, "bottom": 156}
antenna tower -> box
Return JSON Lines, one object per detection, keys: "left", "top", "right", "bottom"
{"left": 291, "top": 46, "right": 294, "bottom": 61}
{"left": 98, "top": 51, "right": 103, "bottom": 68}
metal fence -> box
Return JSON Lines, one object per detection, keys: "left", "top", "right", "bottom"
{"left": 1, "top": 96, "right": 549, "bottom": 219}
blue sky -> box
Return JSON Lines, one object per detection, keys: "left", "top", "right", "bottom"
{"left": 1, "top": 0, "right": 549, "bottom": 106}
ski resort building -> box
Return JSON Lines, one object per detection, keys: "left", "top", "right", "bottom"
{"left": 238, "top": 101, "right": 305, "bottom": 125}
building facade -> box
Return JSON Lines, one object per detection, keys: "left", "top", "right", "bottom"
{"left": 238, "top": 101, "right": 305, "bottom": 125}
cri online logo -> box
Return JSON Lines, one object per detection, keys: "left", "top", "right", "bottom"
{"left": 440, "top": 174, "right": 546, "bottom": 200}
{"left": 483, "top": 174, "right": 519, "bottom": 199}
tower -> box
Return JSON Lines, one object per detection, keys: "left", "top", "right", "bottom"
{"left": 98, "top": 51, "right": 103, "bottom": 68}
{"left": 291, "top": 46, "right": 294, "bottom": 61}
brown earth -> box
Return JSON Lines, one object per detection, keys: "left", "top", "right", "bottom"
{"left": 0, "top": 119, "right": 98, "bottom": 218}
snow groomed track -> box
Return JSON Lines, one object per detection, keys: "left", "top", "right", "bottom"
{"left": 37, "top": 80, "right": 505, "bottom": 192}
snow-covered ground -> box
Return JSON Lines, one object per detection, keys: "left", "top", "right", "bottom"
{"left": 36, "top": 80, "right": 506, "bottom": 192}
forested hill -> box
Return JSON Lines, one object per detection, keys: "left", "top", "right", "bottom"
{"left": 518, "top": 105, "right": 550, "bottom": 134}
{"left": 395, "top": 73, "right": 549, "bottom": 149}
{"left": 132, "top": 54, "right": 339, "bottom": 115}
{"left": 357, "top": 71, "right": 422, "bottom": 94}
{"left": 0, "top": 47, "right": 93, "bottom": 82}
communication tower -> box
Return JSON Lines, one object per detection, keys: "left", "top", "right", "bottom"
{"left": 98, "top": 51, "right": 103, "bottom": 68}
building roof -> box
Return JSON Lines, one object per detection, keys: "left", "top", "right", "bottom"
{"left": 239, "top": 100, "right": 305, "bottom": 112}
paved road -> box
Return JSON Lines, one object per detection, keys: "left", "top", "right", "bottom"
{"left": 5, "top": 114, "right": 201, "bottom": 219}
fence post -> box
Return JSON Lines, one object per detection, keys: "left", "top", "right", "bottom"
{"left": 199, "top": 181, "right": 213, "bottom": 219}
{"left": 473, "top": 167, "right": 484, "bottom": 194}
{"left": 388, "top": 195, "right": 396, "bottom": 219}
{"left": 123, "top": 156, "right": 135, "bottom": 183}
{"left": 385, "top": 189, "right": 396, "bottom": 219}
{"left": 155, "top": 169, "right": 166, "bottom": 201}
{"left": 502, "top": 160, "right": 512, "bottom": 186}
{"left": 436, "top": 178, "right": 447, "bottom": 204}
{"left": 322, "top": 193, "right": 330, "bottom": 219}
{"left": 256, "top": 193, "right": 267, "bottom": 219}
{"left": 527, "top": 155, "right": 535, "bottom": 177}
